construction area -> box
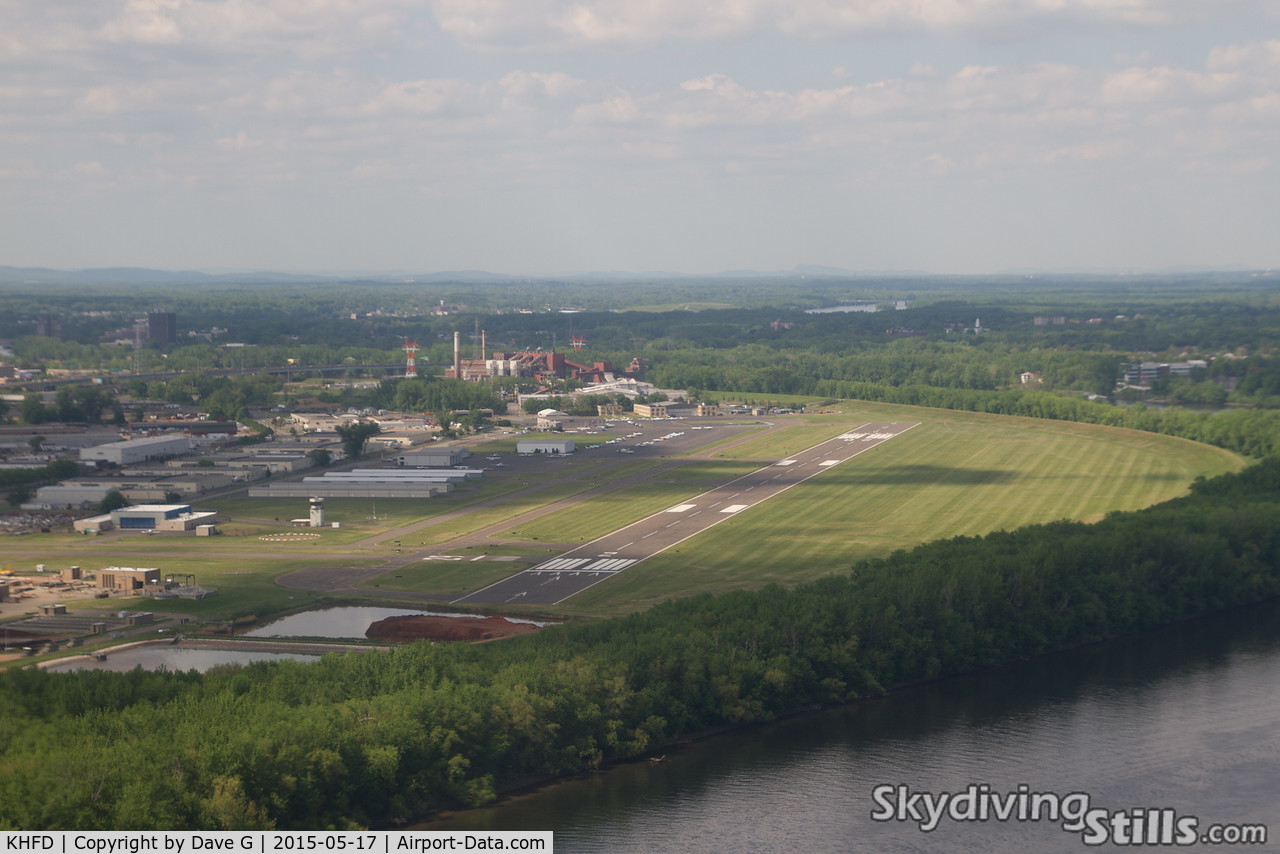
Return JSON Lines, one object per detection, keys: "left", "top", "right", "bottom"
{"left": 1, "top": 564, "right": 211, "bottom": 654}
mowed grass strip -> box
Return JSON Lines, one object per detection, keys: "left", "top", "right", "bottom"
{"left": 559, "top": 409, "right": 1243, "bottom": 615}
{"left": 711, "top": 422, "right": 855, "bottom": 461}
{"left": 499, "top": 459, "right": 762, "bottom": 544}
{"left": 365, "top": 555, "right": 541, "bottom": 599}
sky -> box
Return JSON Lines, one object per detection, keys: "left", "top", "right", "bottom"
{"left": 1, "top": 0, "right": 1278, "bottom": 276}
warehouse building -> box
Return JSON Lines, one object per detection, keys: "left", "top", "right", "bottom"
{"left": 249, "top": 482, "right": 453, "bottom": 499}
{"left": 26, "top": 471, "right": 233, "bottom": 509}
{"left": 393, "top": 448, "right": 470, "bottom": 467}
{"left": 80, "top": 435, "right": 191, "bottom": 465}
{"left": 633, "top": 402, "right": 670, "bottom": 418}
{"left": 73, "top": 504, "right": 219, "bottom": 533}
{"left": 308, "top": 468, "right": 482, "bottom": 483}
{"left": 98, "top": 567, "right": 161, "bottom": 592}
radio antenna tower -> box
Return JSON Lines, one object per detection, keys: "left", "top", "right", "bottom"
{"left": 403, "top": 339, "right": 420, "bottom": 379}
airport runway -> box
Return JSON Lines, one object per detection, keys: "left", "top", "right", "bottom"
{"left": 454, "top": 421, "right": 918, "bottom": 605}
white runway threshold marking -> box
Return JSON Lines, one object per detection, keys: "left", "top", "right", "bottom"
{"left": 582, "top": 558, "right": 636, "bottom": 573}
{"left": 532, "top": 558, "right": 590, "bottom": 572}
{"left": 454, "top": 421, "right": 919, "bottom": 606}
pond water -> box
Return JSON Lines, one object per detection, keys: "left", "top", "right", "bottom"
{"left": 244, "top": 605, "right": 545, "bottom": 639}
{"left": 45, "top": 645, "right": 319, "bottom": 673}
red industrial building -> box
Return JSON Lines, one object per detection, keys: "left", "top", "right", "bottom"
{"left": 446, "top": 350, "right": 643, "bottom": 386}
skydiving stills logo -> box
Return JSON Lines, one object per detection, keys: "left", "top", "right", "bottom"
{"left": 870, "top": 784, "right": 1269, "bottom": 846}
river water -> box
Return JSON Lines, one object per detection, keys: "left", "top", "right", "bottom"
{"left": 420, "top": 601, "right": 1280, "bottom": 852}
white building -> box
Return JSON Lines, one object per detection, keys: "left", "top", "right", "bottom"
{"left": 73, "top": 504, "right": 218, "bottom": 534}
{"left": 80, "top": 435, "right": 191, "bottom": 465}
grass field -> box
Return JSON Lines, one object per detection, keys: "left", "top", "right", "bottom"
{"left": 549, "top": 402, "right": 1244, "bottom": 615}
{"left": 1, "top": 399, "right": 1246, "bottom": 632}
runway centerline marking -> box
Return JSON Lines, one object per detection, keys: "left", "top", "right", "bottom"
{"left": 452, "top": 421, "right": 919, "bottom": 605}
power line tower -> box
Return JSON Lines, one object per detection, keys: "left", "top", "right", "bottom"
{"left": 403, "top": 339, "right": 420, "bottom": 379}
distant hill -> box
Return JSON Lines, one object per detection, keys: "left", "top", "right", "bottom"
{"left": 0, "top": 266, "right": 329, "bottom": 285}
{"left": 1, "top": 264, "right": 1267, "bottom": 288}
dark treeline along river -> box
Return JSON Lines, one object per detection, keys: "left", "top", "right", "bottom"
{"left": 420, "top": 600, "right": 1280, "bottom": 852}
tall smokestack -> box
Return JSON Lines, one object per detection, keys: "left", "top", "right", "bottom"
{"left": 454, "top": 331, "right": 461, "bottom": 379}
{"left": 482, "top": 329, "right": 486, "bottom": 360}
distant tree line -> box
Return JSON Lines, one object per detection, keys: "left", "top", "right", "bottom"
{"left": 803, "top": 383, "right": 1280, "bottom": 459}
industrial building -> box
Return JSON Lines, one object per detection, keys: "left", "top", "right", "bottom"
{"left": 248, "top": 468, "right": 474, "bottom": 500}
{"left": 181, "top": 449, "right": 316, "bottom": 475}
{"left": 249, "top": 482, "right": 453, "bottom": 499}
{"left": 441, "top": 328, "right": 644, "bottom": 386}
{"left": 1122, "top": 360, "right": 1209, "bottom": 386}
{"left": 148, "top": 311, "right": 177, "bottom": 346}
{"left": 80, "top": 435, "right": 191, "bottom": 465}
{"left": 633, "top": 402, "right": 670, "bottom": 418}
{"left": 98, "top": 567, "right": 161, "bottom": 592}
{"left": 25, "top": 485, "right": 118, "bottom": 510}
{"left": 72, "top": 503, "right": 219, "bottom": 534}
{"left": 308, "top": 468, "right": 482, "bottom": 483}
{"left": 536, "top": 409, "right": 570, "bottom": 430}
{"left": 25, "top": 470, "right": 234, "bottom": 510}
{"left": 393, "top": 448, "right": 470, "bottom": 467}
{"left": 517, "top": 440, "right": 575, "bottom": 455}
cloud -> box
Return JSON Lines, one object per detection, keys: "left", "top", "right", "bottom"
{"left": 363, "top": 79, "right": 479, "bottom": 117}
{"left": 427, "top": 0, "right": 1271, "bottom": 52}
{"left": 2, "top": 0, "right": 1276, "bottom": 273}
{"left": 1, "top": 0, "right": 423, "bottom": 62}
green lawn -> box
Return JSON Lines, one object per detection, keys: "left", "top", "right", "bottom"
{"left": 504, "top": 460, "right": 761, "bottom": 544}
{"left": 554, "top": 404, "right": 1243, "bottom": 615}
{"left": 4, "top": 401, "right": 1246, "bottom": 629}
{"left": 362, "top": 548, "right": 545, "bottom": 599}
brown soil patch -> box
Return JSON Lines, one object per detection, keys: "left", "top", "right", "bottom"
{"left": 366, "top": 614, "right": 539, "bottom": 643}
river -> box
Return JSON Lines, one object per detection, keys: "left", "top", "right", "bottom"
{"left": 419, "top": 601, "right": 1280, "bottom": 852}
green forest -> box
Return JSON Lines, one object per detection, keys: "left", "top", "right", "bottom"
{"left": 3, "top": 458, "right": 1279, "bottom": 830}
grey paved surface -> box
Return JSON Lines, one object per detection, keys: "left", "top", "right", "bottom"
{"left": 454, "top": 421, "right": 918, "bottom": 605}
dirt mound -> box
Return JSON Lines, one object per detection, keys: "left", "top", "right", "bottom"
{"left": 366, "top": 614, "right": 539, "bottom": 643}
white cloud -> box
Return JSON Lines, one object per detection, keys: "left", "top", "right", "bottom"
{"left": 1, "top": 0, "right": 422, "bottom": 63}
{"left": 72, "top": 160, "right": 111, "bottom": 176}
{"left": 428, "top": 0, "right": 1271, "bottom": 52}
{"left": 363, "top": 79, "right": 479, "bottom": 117}
{"left": 1, "top": 0, "right": 1277, "bottom": 272}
